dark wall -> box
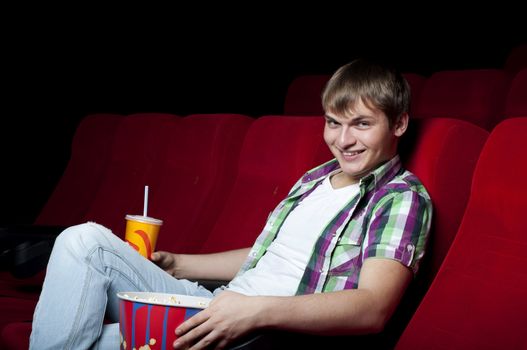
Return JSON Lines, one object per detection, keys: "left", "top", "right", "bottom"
{"left": 1, "top": 19, "right": 525, "bottom": 224}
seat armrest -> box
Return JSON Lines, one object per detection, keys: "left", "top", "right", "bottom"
{"left": 0, "top": 225, "right": 66, "bottom": 278}
{"left": 191, "top": 279, "right": 229, "bottom": 292}
{"left": 0, "top": 225, "right": 66, "bottom": 240}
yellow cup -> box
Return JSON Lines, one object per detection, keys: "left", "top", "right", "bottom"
{"left": 124, "top": 215, "right": 163, "bottom": 259}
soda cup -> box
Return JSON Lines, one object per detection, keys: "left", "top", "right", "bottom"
{"left": 124, "top": 215, "right": 163, "bottom": 259}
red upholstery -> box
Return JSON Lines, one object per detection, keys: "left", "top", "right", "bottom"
{"left": 283, "top": 73, "right": 425, "bottom": 118}
{"left": 148, "top": 114, "right": 253, "bottom": 253}
{"left": 0, "top": 322, "right": 31, "bottom": 350}
{"left": 414, "top": 69, "right": 509, "bottom": 130}
{"left": 402, "top": 72, "right": 426, "bottom": 116}
{"left": 400, "top": 118, "right": 488, "bottom": 282}
{"left": 35, "top": 113, "right": 122, "bottom": 226}
{"left": 82, "top": 113, "right": 179, "bottom": 235}
{"left": 0, "top": 114, "right": 122, "bottom": 301}
{"left": 395, "top": 117, "right": 527, "bottom": 350}
{"left": 199, "top": 116, "right": 333, "bottom": 253}
{"left": 0, "top": 298, "right": 37, "bottom": 349}
{"left": 0, "top": 270, "right": 45, "bottom": 300}
{"left": 283, "top": 75, "right": 330, "bottom": 115}
{"left": 504, "top": 44, "right": 527, "bottom": 76}
{"left": 505, "top": 69, "right": 527, "bottom": 118}
{"left": 375, "top": 118, "right": 489, "bottom": 347}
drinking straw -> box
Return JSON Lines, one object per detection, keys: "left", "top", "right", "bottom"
{"left": 143, "top": 185, "right": 149, "bottom": 217}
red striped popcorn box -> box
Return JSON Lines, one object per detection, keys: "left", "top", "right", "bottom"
{"left": 118, "top": 292, "right": 211, "bottom": 350}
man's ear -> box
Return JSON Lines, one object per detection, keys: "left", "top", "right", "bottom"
{"left": 394, "top": 113, "right": 409, "bottom": 137}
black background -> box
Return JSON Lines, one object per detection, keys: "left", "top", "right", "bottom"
{"left": 1, "top": 11, "right": 525, "bottom": 224}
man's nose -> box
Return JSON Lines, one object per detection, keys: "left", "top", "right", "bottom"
{"left": 338, "top": 128, "right": 357, "bottom": 148}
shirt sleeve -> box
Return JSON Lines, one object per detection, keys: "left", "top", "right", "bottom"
{"left": 362, "top": 189, "right": 432, "bottom": 274}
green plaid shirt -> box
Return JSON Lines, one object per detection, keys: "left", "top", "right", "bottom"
{"left": 235, "top": 155, "right": 432, "bottom": 295}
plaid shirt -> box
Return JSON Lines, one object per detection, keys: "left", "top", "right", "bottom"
{"left": 235, "top": 155, "right": 432, "bottom": 295}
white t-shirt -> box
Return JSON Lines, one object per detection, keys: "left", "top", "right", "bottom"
{"left": 227, "top": 174, "right": 360, "bottom": 296}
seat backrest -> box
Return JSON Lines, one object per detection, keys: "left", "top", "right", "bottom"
{"left": 198, "top": 115, "right": 333, "bottom": 253}
{"left": 402, "top": 72, "right": 427, "bottom": 116}
{"left": 35, "top": 113, "right": 122, "bottom": 226}
{"left": 504, "top": 44, "right": 527, "bottom": 76}
{"left": 504, "top": 68, "right": 527, "bottom": 118}
{"left": 283, "top": 73, "right": 425, "bottom": 118}
{"left": 414, "top": 69, "right": 509, "bottom": 130}
{"left": 283, "top": 75, "right": 330, "bottom": 116}
{"left": 395, "top": 117, "right": 527, "bottom": 350}
{"left": 82, "top": 113, "right": 179, "bottom": 235}
{"left": 374, "top": 117, "right": 489, "bottom": 347}
{"left": 400, "top": 118, "right": 489, "bottom": 282}
{"left": 148, "top": 114, "right": 253, "bottom": 253}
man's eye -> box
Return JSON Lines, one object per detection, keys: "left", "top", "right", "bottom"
{"left": 326, "top": 120, "right": 339, "bottom": 127}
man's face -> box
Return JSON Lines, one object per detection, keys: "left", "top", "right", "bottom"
{"left": 323, "top": 99, "right": 407, "bottom": 186}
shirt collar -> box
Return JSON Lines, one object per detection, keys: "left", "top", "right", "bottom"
{"left": 359, "top": 155, "right": 403, "bottom": 192}
{"left": 301, "top": 155, "right": 403, "bottom": 192}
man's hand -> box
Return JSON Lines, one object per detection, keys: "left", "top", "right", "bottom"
{"left": 173, "top": 291, "right": 263, "bottom": 350}
{"left": 151, "top": 251, "right": 179, "bottom": 277}
{"left": 151, "top": 248, "right": 250, "bottom": 281}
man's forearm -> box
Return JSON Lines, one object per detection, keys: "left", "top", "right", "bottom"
{"left": 257, "top": 290, "right": 386, "bottom": 335}
{"left": 257, "top": 258, "right": 412, "bottom": 336}
{"left": 174, "top": 248, "right": 251, "bottom": 281}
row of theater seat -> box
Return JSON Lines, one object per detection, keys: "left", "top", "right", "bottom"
{"left": 2, "top": 112, "right": 526, "bottom": 348}
{"left": 34, "top": 114, "right": 331, "bottom": 253}
{"left": 284, "top": 68, "right": 527, "bottom": 131}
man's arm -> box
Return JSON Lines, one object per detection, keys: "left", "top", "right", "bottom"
{"left": 151, "top": 248, "right": 250, "bottom": 281}
{"left": 260, "top": 257, "right": 412, "bottom": 334}
{"left": 174, "top": 257, "right": 412, "bottom": 349}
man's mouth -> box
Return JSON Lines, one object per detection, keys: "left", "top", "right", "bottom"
{"left": 341, "top": 149, "right": 365, "bottom": 157}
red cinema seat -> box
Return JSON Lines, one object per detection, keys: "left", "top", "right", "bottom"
{"left": 0, "top": 297, "right": 37, "bottom": 349}
{"left": 504, "top": 44, "right": 527, "bottom": 76}
{"left": 283, "top": 75, "right": 330, "bottom": 116}
{"left": 148, "top": 114, "right": 253, "bottom": 253}
{"left": 35, "top": 113, "right": 122, "bottom": 227}
{"left": 504, "top": 68, "right": 527, "bottom": 118}
{"left": 82, "top": 113, "right": 179, "bottom": 235}
{"left": 0, "top": 114, "right": 122, "bottom": 300}
{"left": 283, "top": 73, "right": 425, "bottom": 119}
{"left": 400, "top": 118, "right": 488, "bottom": 285}
{"left": 414, "top": 69, "right": 509, "bottom": 130}
{"left": 395, "top": 117, "right": 527, "bottom": 350}
{"left": 402, "top": 72, "right": 426, "bottom": 116}
{"left": 0, "top": 322, "right": 31, "bottom": 350}
{"left": 198, "top": 116, "right": 332, "bottom": 253}
{"left": 359, "top": 117, "right": 489, "bottom": 348}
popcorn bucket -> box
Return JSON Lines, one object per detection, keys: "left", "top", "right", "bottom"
{"left": 117, "top": 292, "right": 211, "bottom": 350}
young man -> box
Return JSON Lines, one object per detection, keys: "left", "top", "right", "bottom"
{"left": 30, "top": 59, "right": 432, "bottom": 349}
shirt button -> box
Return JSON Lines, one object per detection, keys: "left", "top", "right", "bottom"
{"left": 407, "top": 244, "right": 414, "bottom": 252}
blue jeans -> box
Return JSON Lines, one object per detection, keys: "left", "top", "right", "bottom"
{"left": 30, "top": 222, "right": 214, "bottom": 349}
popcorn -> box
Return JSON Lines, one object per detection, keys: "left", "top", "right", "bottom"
{"left": 138, "top": 339, "right": 156, "bottom": 350}
{"left": 122, "top": 293, "right": 202, "bottom": 307}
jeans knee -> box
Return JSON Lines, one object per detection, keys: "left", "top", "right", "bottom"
{"left": 54, "top": 222, "right": 113, "bottom": 256}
